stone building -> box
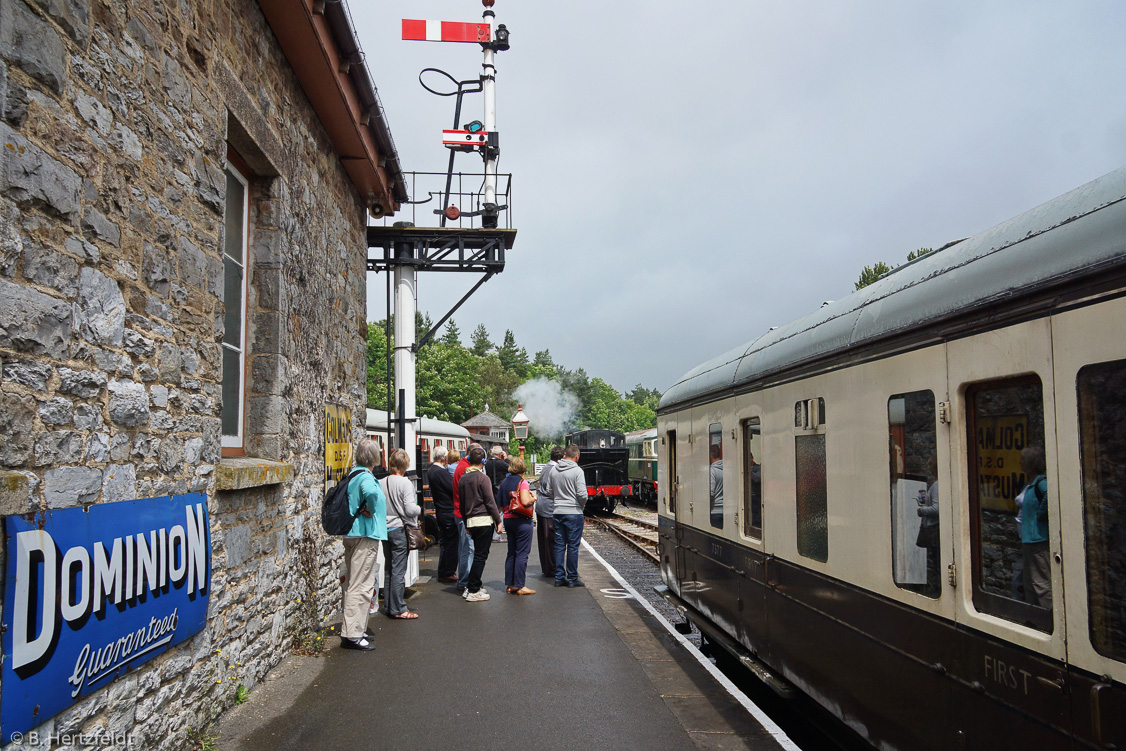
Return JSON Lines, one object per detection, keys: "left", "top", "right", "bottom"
{"left": 0, "top": 0, "right": 404, "bottom": 746}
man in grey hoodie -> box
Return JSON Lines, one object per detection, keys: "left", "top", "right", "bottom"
{"left": 552, "top": 444, "right": 589, "bottom": 587}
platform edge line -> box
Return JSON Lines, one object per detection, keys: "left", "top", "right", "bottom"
{"left": 581, "top": 539, "right": 804, "bottom": 751}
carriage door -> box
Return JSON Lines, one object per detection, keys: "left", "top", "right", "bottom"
{"left": 664, "top": 427, "right": 689, "bottom": 598}
{"left": 1051, "top": 297, "right": 1126, "bottom": 750}
{"left": 947, "top": 317, "right": 1070, "bottom": 744}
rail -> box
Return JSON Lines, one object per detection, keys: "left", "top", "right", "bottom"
{"left": 591, "top": 512, "right": 659, "bottom": 564}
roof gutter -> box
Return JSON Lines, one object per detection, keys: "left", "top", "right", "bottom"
{"left": 258, "top": 0, "right": 408, "bottom": 214}
{"left": 320, "top": 0, "right": 408, "bottom": 205}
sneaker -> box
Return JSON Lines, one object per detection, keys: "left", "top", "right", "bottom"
{"left": 466, "top": 590, "right": 491, "bottom": 602}
{"left": 462, "top": 588, "right": 469, "bottom": 599}
{"left": 567, "top": 580, "right": 585, "bottom": 588}
{"left": 553, "top": 580, "right": 567, "bottom": 587}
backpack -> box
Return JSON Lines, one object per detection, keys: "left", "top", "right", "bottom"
{"left": 321, "top": 468, "right": 368, "bottom": 535}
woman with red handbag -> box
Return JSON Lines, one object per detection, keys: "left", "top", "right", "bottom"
{"left": 499, "top": 457, "right": 536, "bottom": 595}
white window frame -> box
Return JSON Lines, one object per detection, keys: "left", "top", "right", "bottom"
{"left": 221, "top": 161, "right": 250, "bottom": 450}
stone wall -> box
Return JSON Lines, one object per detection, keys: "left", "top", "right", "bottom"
{"left": 0, "top": 0, "right": 372, "bottom": 747}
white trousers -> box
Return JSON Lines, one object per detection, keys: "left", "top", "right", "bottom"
{"left": 341, "top": 537, "right": 380, "bottom": 639}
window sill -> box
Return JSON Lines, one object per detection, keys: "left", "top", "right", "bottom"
{"left": 215, "top": 457, "right": 295, "bottom": 491}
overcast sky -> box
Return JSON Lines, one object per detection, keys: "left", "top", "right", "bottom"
{"left": 349, "top": 1, "right": 1126, "bottom": 395}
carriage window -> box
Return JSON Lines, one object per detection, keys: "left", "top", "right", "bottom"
{"left": 1079, "top": 359, "right": 1126, "bottom": 661}
{"left": 742, "top": 418, "right": 762, "bottom": 540}
{"left": 708, "top": 423, "right": 724, "bottom": 530}
{"left": 795, "top": 398, "right": 828, "bottom": 562}
{"left": 967, "top": 378, "right": 1051, "bottom": 632}
{"left": 889, "top": 391, "right": 939, "bottom": 598}
{"left": 796, "top": 434, "right": 827, "bottom": 562}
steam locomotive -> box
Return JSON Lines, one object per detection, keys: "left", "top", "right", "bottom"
{"left": 565, "top": 429, "right": 631, "bottom": 515}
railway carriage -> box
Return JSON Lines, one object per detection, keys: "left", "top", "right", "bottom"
{"left": 626, "top": 428, "right": 659, "bottom": 505}
{"left": 365, "top": 409, "right": 470, "bottom": 540}
{"left": 656, "top": 167, "right": 1126, "bottom": 750}
{"left": 364, "top": 408, "right": 470, "bottom": 471}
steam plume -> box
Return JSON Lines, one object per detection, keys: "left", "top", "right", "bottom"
{"left": 512, "top": 379, "right": 580, "bottom": 439}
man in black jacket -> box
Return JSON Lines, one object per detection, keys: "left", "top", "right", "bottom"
{"left": 427, "top": 446, "right": 458, "bottom": 582}
{"left": 486, "top": 446, "right": 510, "bottom": 497}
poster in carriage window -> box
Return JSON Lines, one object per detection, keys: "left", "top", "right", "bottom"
{"left": 1, "top": 494, "right": 211, "bottom": 743}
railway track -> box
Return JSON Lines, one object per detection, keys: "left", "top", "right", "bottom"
{"left": 590, "top": 511, "right": 659, "bottom": 563}
{"left": 584, "top": 518, "right": 868, "bottom": 751}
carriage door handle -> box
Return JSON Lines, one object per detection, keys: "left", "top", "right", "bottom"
{"left": 1036, "top": 674, "right": 1067, "bottom": 693}
{"left": 1091, "top": 678, "right": 1112, "bottom": 743}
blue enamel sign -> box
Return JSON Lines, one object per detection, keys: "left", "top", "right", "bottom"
{"left": 1, "top": 494, "right": 211, "bottom": 742}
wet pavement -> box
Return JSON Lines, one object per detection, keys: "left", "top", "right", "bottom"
{"left": 218, "top": 532, "right": 794, "bottom": 751}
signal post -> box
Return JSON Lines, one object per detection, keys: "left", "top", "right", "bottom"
{"left": 369, "top": 1, "right": 516, "bottom": 583}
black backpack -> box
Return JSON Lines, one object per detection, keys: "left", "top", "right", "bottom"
{"left": 322, "top": 468, "right": 368, "bottom": 535}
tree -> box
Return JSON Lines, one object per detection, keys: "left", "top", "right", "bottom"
{"left": 907, "top": 247, "right": 933, "bottom": 262}
{"left": 582, "top": 378, "right": 655, "bottom": 432}
{"left": 415, "top": 311, "right": 433, "bottom": 342}
{"left": 497, "top": 329, "right": 529, "bottom": 377}
{"left": 366, "top": 321, "right": 390, "bottom": 410}
{"left": 532, "top": 349, "right": 555, "bottom": 369}
{"left": 855, "top": 262, "right": 893, "bottom": 291}
{"left": 417, "top": 341, "right": 480, "bottom": 424}
{"left": 476, "top": 354, "right": 522, "bottom": 418}
{"left": 627, "top": 384, "right": 661, "bottom": 413}
{"left": 439, "top": 318, "right": 462, "bottom": 346}
{"left": 470, "top": 324, "right": 493, "bottom": 356}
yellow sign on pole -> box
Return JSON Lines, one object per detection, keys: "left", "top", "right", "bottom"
{"left": 325, "top": 403, "right": 353, "bottom": 491}
{"left": 975, "top": 414, "right": 1028, "bottom": 512}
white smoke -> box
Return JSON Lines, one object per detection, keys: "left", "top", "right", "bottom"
{"left": 512, "top": 378, "right": 581, "bottom": 439}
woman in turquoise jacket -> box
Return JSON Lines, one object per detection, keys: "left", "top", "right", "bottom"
{"left": 1019, "top": 447, "right": 1051, "bottom": 610}
{"left": 340, "top": 438, "right": 388, "bottom": 650}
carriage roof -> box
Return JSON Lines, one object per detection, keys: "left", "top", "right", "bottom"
{"left": 659, "top": 167, "right": 1126, "bottom": 412}
{"left": 365, "top": 409, "right": 470, "bottom": 439}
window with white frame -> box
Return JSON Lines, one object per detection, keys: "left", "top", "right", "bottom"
{"left": 221, "top": 161, "right": 249, "bottom": 451}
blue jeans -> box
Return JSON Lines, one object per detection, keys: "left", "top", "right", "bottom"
{"left": 504, "top": 516, "right": 534, "bottom": 589}
{"left": 457, "top": 517, "right": 475, "bottom": 589}
{"left": 553, "top": 513, "right": 584, "bottom": 584}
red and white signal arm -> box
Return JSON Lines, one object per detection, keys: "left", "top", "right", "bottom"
{"left": 442, "top": 129, "right": 489, "bottom": 148}
{"left": 402, "top": 19, "right": 491, "bottom": 43}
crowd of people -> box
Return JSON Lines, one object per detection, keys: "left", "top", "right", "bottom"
{"left": 337, "top": 438, "right": 590, "bottom": 651}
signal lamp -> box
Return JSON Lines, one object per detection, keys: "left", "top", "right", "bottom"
{"left": 465, "top": 120, "right": 485, "bottom": 133}
{"left": 493, "top": 24, "right": 510, "bottom": 50}
{"left": 445, "top": 205, "right": 461, "bottom": 220}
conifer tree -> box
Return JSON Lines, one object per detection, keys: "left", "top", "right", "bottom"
{"left": 470, "top": 324, "right": 493, "bottom": 356}
{"left": 440, "top": 319, "right": 462, "bottom": 346}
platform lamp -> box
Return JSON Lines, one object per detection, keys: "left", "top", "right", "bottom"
{"left": 511, "top": 404, "right": 529, "bottom": 463}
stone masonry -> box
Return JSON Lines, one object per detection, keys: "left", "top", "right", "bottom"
{"left": 0, "top": 0, "right": 391, "bottom": 747}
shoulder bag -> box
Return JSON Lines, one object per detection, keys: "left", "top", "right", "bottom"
{"left": 405, "top": 523, "right": 426, "bottom": 550}
{"left": 508, "top": 483, "right": 535, "bottom": 518}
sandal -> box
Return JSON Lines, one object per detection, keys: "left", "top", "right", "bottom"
{"left": 391, "top": 610, "right": 419, "bottom": 620}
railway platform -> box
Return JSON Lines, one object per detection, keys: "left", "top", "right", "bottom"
{"left": 217, "top": 536, "right": 796, "bottom": 751}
